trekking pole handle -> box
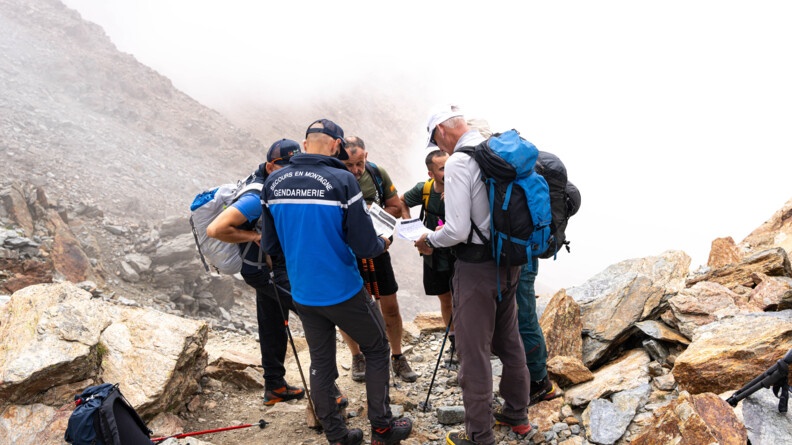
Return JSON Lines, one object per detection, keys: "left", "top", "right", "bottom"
{"left": 727, "top": 358, "right": 787, "bottom": 407}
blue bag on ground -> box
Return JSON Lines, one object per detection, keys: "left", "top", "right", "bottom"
{"left": 64, "top": 383, "right": 154, "bottom": 445}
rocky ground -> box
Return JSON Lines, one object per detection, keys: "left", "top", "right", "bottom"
{"left": 175, "top": 327, "right": 566, "bottom": 445}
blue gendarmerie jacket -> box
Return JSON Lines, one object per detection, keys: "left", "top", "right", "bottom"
{"left": 261, "top": 153, "right": 385, "bottom": 306}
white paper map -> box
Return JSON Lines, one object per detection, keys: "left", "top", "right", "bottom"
{"left": 396, "top": 218, "right": 433, "bottom": 241}
{"left": 368, "top": 202, "right": 397, "bottom": 238}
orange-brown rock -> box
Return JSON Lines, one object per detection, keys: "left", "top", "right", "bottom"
{"left": 413, "top": 312, "right": 446, "bottom": 333}
{"left": 686, "top": 247, "right": 792, "bottom": 290}
{"left": 540, "top": 289, "right": 583, "bottom": 361}
{"left": 547, "top": 355, "right": 594, "bottom": 388}
{"left": 740, "top": 197, "right": 792, "bottom": 255}
{"left": 708, "top": 236, "right": 742, "bottom": 269}
{"left": 631, "top": 391, "right": 746, "bottom": 445}
{"left": 527, "top": 395, "right": 564, "bottom": 432}
{"left": 749, "top": 273, "right": 792, "bottom": 311}
{"left": 44, "top": 209, "right": 101, "bottom": 284}
{"left": 0, "top": 258, "right": 53, "bottom": 294}
{"left": 666, "top": 281, "right": 744, "bottom": 340}
{"left": 672, "top": 312, "right": 792, "bottom": 394}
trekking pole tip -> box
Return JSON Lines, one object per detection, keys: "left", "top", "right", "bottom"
{"left": 418, "top": 400, "right": 432, "bottom": 412}
{"left": 258, "top": 419, "right": 268, "bottom": 429}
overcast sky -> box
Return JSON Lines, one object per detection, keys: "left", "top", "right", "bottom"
{"left": 61, "top": 0, "right": 792, "bottom": 292}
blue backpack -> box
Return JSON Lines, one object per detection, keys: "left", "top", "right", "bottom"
{"left": 459, "top": 130, "right": 552, "bottom": 296}
{"left": 64, "top": 383, "right": 154, "bottom": 445}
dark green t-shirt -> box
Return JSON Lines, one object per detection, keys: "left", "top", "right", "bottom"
{"left": 403, "top": 181, "right": 454, "bottom": 271}
{"left": 359, "top": 163, "right": 397, "bottom": 207}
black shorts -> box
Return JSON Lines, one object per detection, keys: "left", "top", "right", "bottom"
{"left": 358, "top": 251, "right": 398, "bottom": 297}
{"left": 423, "top": 262, "right": 454, "bottom": 296}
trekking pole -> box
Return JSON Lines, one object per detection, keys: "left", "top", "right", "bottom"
{"left": 419, "top": 314, "right": 453, "bottom": 412}
{"left": 268, "top": 267, "right": 321, "bottom": 430}
{"left": 151, "top": 419, "right": 267, "bottom": 442}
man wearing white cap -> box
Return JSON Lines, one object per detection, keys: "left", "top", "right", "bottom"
{"left": 415, "top": 107, "right": 532, "bottom": 445}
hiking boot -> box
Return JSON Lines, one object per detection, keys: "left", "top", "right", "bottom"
{"left": 371, "top": 417, "right": 412, "bottom": 445}
{"left": 493, "top": 406, "right": 533, "bottom": 435}
{"left": 351, "top": 353, "right": 366, "bottom": 382}
{"left": 445, "top": 431, "right": 478, "bottom": 445}
{"left": 328, "top": 428, "right": 363, "bottom": 445}
{"left": 263, "top": 384, "right": 305, "bottom": 406}
{"left": 392, "top": 355, "right": 418, "bottom": 383}
{"left": 529, "top": 376, "right": 560, "bottom": 406}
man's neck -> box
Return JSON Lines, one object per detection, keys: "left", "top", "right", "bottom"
{"left": 432, "top": 180, "right": 444, "bottom": 194}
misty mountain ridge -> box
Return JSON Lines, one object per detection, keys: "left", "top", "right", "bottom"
{"left": 1, "top": 0, "right": 434, "bottom": 219}
{"left": 1, "top": 0, "right": 526, "bottom": 312}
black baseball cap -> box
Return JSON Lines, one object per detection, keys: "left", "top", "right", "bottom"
{"left": 267, "top": 139, "right": 301, "bottom": 166}
{"left": 305, "top": 119, "right": 348, "bottom": 160}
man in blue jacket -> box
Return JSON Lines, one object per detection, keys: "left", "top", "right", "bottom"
{"left": 206, "top": 139, "right": 305, "bottom": 406}
{"left": 261, "top": 119, "right": 412, "bottom": 445}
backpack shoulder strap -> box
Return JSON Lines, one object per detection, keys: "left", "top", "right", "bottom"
{"left": 418, "top": 179, "right": 434, "bottom": 223}
{"left": 233, "top": 182, "right": 263, "bottom": 202}
{"left": 422, "top": 179, "right": 434, "bottom": 209}
{"left": 457, "top": 146, "right": 475, "bottom": 156}
{"left": 365, "top": 161, "right": 385, "bottom": 206}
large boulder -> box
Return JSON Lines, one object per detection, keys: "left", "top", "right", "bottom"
{"left": 0, "top": 282, "right": 108, "bottom": 407}
{"left": 564, "top": 349, "right": 650, "bottom": 407}
{"left": 0, "top": 403, "right": 72, "bottom": 445}
{"left": 672, "top": 310, "right": 792, "bottom": 395}
{"left": 665, "top": 281, "right": 746, "bottom": 340}
{"left": 0, "top": 282, "right": 208, "bottom": 418}
{"left": 567, "top": 250, "right": 690, "bottom": 368}
{"left": 630, "top": 391, "right": 747, "bottom": 445}
{"left": 686, "top": 247, "right": 792, "bottom": 291}
{"left": 540, "top": 288, "right": 583, "bottom": 361}
{"left": 44, "top": 208, "right": 100, "bottom": 284}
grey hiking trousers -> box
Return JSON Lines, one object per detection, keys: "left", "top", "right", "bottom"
{"left": 453, "top": 259, "right": 530, "bottom": 445}
{"left": 296, "top": 287, "right": 392, "bottom": 442}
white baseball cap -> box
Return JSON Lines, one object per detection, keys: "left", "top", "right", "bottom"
{"left": 425, "top": 104, "right": 464, "bottom": 148}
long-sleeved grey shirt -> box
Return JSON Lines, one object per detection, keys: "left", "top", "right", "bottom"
{"left": 427, "top": 129, "right": 490, "bottom": 248}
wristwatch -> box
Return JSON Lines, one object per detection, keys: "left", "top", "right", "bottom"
{"left": 424, "top": 236, "right": 434, "bottom": 249}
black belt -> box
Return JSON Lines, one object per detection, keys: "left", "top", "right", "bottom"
{"left": 452, "top": 243, "right": 492, "bottom": 263}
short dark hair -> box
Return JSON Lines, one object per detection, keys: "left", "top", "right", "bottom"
{"left": 425, "top": 149, "right": 447, "bottom": 168}
{"left": 345, "top": 136, "right": 365, "bottom": 152}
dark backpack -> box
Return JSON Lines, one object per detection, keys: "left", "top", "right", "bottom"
{"left": 534, "top": 151, "right": 582, "bottom": 259}
{"left": 459, "top": 130, "right": 553, "bottom": 294}
{"left": 65, "top": 383, "right": 154, "bottom": 445}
